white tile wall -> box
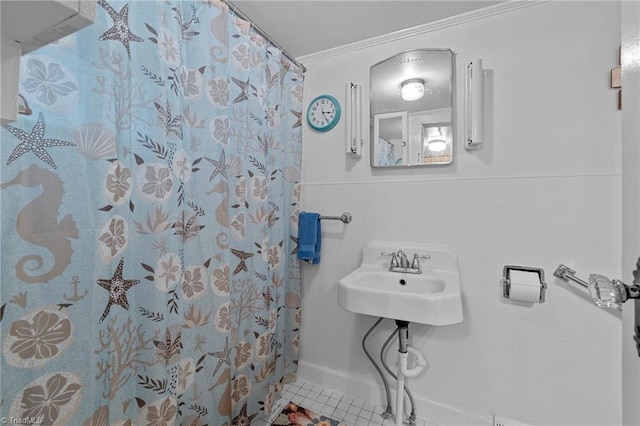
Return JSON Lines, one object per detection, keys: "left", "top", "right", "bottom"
{"left": 299, "top": 175, "right": 622, "bottom": 425}
{"left": 296, "top": 1, "right": 622, "bottom": 425}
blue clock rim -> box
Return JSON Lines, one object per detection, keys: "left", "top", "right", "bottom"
{"left": 307, "top": 94, "right": 341, "bottom": 132}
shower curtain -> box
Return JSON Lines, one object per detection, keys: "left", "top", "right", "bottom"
{"left": 0, "top": 1, "right": 303, "bottom": 424}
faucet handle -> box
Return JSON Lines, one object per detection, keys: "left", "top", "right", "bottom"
{"left": 411, "top": 253, "right": 431, "bottom": 269}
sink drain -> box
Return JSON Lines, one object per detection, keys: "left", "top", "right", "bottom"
{"left": 399, "top": 279, "right": 406, "bottom": 285}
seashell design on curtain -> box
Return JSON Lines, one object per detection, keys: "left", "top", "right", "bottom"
{"left": 0, "top": 1, "right": 303, "bottom": 424}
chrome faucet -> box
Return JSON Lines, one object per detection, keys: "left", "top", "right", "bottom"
{"left": 397, "top": 250, "right": 410, "bottom": 268}
{"left": 382, "top": 250, "right": 430, "bottom": 274}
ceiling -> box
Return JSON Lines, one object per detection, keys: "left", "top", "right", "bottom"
{"left": 233, "top": 1, "right": 502, "bottom": 58}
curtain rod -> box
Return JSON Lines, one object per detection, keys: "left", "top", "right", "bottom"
{"left": 220, "top": 0, "right": 306, "bottom": 73}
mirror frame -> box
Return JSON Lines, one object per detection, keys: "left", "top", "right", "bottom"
{"left": 369, "top": 48, "right": 455, "bottom": 168}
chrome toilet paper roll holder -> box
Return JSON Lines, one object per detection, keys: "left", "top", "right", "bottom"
{"left": 501, "top": 265, "right": 547, "bottom": 303}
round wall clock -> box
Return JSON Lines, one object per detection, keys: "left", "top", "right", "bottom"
{"left": 307, "top": 94, "right": 341, "bottom": 132}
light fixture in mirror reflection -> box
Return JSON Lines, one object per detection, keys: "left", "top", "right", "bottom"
{"left": 370, "top": 49, "right": 454, "bottom": 167}
{"left": 401, "top": 79, "right": 425, "bottom": 101}
{"left": 422, "top": 123, "right": 452, "bottom": 164}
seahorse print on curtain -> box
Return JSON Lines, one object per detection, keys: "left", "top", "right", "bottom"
{"left": 0, "top": 1, "right": 303, "bottom": 425}
{"left": 1, "top": 163, "right": 79, "bottom": 283}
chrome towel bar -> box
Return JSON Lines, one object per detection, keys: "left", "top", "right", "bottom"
{"left": 553, "top": 264, "right": 588, "bottom": 288}
{"left": 319, "top": 212, "right": 352, "bottom": 224}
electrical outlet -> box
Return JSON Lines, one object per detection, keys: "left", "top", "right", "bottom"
{"left": 493, "top": 415, "right": 529, "bottom": 426}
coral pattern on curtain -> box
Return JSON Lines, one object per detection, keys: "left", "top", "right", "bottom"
{"left": 0, "top": 1, "right": 303, "bottom": 424}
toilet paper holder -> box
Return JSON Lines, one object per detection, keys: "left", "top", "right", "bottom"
{"left": 501, "top": 265, "right": 547, "bottom": 303}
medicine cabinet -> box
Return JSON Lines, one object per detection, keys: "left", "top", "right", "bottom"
{"left": 370, "top": 49, "right": 455, "bottom": 168}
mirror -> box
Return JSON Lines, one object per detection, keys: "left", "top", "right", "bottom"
{"left": 370, "top": 49, "right": 455, "bottom": 168}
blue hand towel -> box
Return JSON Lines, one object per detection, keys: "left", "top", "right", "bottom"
{"left": 297, "top": 212, "right": 321, "bottom": 264}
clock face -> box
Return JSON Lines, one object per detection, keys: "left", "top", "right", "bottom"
{"left": 307, "top": 95, "right": 341, "bottom": 132}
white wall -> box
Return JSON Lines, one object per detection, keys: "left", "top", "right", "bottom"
{"left": 297, "top": 2, "right": 622, "bottom": 425}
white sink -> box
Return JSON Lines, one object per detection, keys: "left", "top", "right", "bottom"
{"left": 338, "top": 242, "right": 463, "bottom": 326}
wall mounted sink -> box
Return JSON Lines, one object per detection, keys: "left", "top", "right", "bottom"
{"left": 338, "top": 242, "right": 463, "bottom": 326}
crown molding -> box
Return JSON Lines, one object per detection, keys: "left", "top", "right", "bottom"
{"left": 297, "top": 1, "right": 548, "bottom": 65}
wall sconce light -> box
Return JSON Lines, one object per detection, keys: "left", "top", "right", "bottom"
{"left": 345, "top": 82, "right": 363, "bottom": 157}
{"left": 464, "top": 59, "right": 484, "bottom": 151}
{"left": 401, "top": 79, "right": 425, "bottom": 101}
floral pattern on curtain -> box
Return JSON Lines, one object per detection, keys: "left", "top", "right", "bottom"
{"left": 0, "top": 1, "right": 303, "bottom": 424}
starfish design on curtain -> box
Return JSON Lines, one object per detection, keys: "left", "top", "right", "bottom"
{"left": 290, "top": 235, "right": 299, "bottom": 255}
{"left": 3, "top": 113, "right": 76, "bottom": 169}
{"left": 97, "top": 0, "right": 143, "bottom": 59}
{"left": 231, "top": 249, "right": 255, "bottom": 275}
{"left": 291, "top": 110, "right": 302, "bottom": 129}
{"left": 208, "top": 337, "right": 230, "bottom": 378}
{"left": 97, "top": 257, "right": 140, "bottom": 323}
{"left": 232, "top": 402, "right": 258, "bottom": 426}
{"left": 231, "top": 77, "right": 249, "bottom": 103}
{"left": 205, "top": 150, "right": 230, "bottom": 181}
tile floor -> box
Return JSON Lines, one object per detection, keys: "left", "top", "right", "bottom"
{"left": 256, "top": 378, "right": 436, "bottom": 426}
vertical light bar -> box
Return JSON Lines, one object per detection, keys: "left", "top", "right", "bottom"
{"left": 465, "top": 59, "right": 484, "bottom": 151}
{"left": 345, "top": 82, "right": 362, "bottom": 157}
{"left": 355, "top": 83, "right": 362, "bottom": 157}
{"left": 345, "top": 82, "right": 353, "bottom": 154}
